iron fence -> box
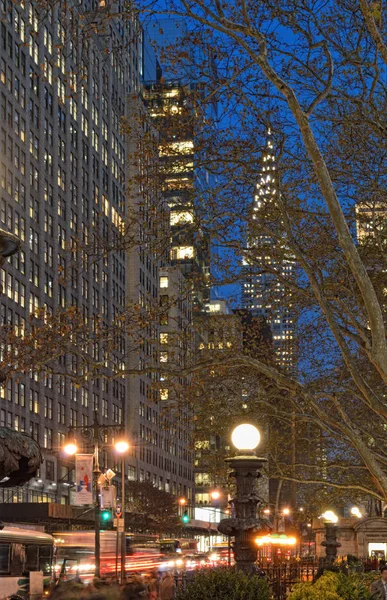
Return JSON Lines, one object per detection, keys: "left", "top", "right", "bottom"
{"left": 261, "top": 562, "right": 319, "bottom": 600}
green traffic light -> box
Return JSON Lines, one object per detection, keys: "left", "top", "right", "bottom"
{"left": 101, "top": 510, "right": 111, "bottom": 521}
{"left": 182, "top": 513, "right": 189, "bottom": 524}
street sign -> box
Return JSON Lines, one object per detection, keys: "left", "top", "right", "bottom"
{"left": 98, "top": 474, "right": 107, "bottom": 486}
{"left": 116, "top": 505, "right": 122, "bottom": 519}
{"left": 101, "top": 485, "right": 116, "bottom": 509}
{"left": 117, "top": 520, "right": 124, "bottom": 532}
{"left": 105, "top": 469, "right": 116, "bottom": 481}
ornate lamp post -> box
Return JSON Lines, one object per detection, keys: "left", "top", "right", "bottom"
{"left": 218, "top": 424, "right": 272, "bottom": 574}
{"left": 321, "top": 511, "right": 341, "bottom": 565}
{"left": 64, "top": 412, "right": 128, "bottom": 578}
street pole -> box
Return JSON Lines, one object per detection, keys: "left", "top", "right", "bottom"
{"left": 121, "top": 455, "right": 125, "bottom": 585}
{"left": 64, "top": 413, "right": 128, "bottom": 581}
{"left": 93, "top": 427, "right": 101, "bottom": 579}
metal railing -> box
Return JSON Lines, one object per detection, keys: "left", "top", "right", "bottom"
{"left": 262, "top": 562, "right": 319, "bottom": 600}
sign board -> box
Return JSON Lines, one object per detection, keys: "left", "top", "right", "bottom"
{"left": 98, "top": 474, "right": 107, "bottom": 486}
{"left": 30, "top": 571, "right": 44, "bottom": 599}
{"left": 117, "top": 519, "right": 124, "bottom": 532}
{"left": 101, "top": 485, "right": 116, "bottom": 509}
{"left": 75, "top": 454, "right": 93, "bottom": 505}
{"left": 105, "top": 469, "right": 116, "bottom": 482}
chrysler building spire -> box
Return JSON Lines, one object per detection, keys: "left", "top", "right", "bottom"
{"left": 242, "top": 130, "right": 296, "bottom": 371}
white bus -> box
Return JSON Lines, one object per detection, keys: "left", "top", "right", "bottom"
{"left": 0, "top": 527, "right": 54, "bottom": 599}
{"left": 54, "top": 531, "right": 162, "bottom": 582}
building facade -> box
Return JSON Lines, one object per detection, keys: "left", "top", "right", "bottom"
{"left": 194, "top": 300, "right": 272, "bottom": 519}
{"left": 142, "top": 80, "right": 210, "bottom": 313}
{"left": 0, "top": 0, "right": 135, "bottom": 502}
{"left": 0, "top": 1, "right": 195, "bottom": 509}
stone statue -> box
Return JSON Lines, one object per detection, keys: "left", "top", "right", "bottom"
{"left": 0, "top": 428, "right": 43, "bottom": 487}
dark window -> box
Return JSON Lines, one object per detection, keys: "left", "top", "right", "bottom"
{"left": 0, "top": 544, "right": 9, "bottom": 573}
{"left": 39, "top": 545, "right": 52, "bottom": 574}
{"left": 25, "top": 545, "right": 38, "bottom": 571}
{"left": 46, "top": 460, "right": 54, "bottom": 481}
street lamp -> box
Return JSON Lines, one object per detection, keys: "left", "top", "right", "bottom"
{"left": 283, "top": 508, "right": 291, "bottom": 516}
{"left": 218, "top": 424, "right": 272, "bottom": 574}
{"left": 211, "top": 490, "right": 221, "bottom": 501}
{"left": 63, "top": 412, "right": 126, "bottom": 578}
{"left": 63, "top": 440, "right": 78, "bottom": 456}
{"left": 231, "top": 423, "right": 260, "bottom": 451}
{"left": 351, "top": 506, "right": 362, "bottom": 519}
{"left": 321, "top": 510, "right": 341, "bottom": 565}
{"left": 115, "top": 440, "right": 129, "bottom": 585}
{"left": 321, "top": 510, "right": 338, "bottom": 524}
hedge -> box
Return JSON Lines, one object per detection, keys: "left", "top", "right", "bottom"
{"left": 175, "top": 568, "right": 271, "bottom": 600}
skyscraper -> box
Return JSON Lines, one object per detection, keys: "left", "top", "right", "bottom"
{"left": 143, "top": 18, "right": 211, "bottom": 313}
{"left": 0, "top": 1, "right": 137, "bottom": 502}
{"left": 242, "top": 132, "right": 296, "bottom": 371}
{"left": 0, "top": 2, "right": 194, "bottom": 512}
{"left": 142, "top": 80, "right": 210, "bottom": 312}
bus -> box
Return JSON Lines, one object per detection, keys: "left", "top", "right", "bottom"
{"left": 208, "top": 542, "right": 234, "bottom": 566}
{"left": 159, "top": 538, "right": 198, "bottom": 556}
{"left": 0, "top": 527, "right": 54, "bottom": 600}
{"left": 54, "top": 531, "right": 162, "bottom": 582}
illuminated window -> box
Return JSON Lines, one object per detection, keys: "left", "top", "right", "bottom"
{"left": 160, "top": 276, "right": 169, "bottom": 288}
{"left": 160, "top": 351, "right": 168, "bottom": 363}
{"left": 160, "top": 333, "right": 168, "bottom": 345}
{"left": 160, "top": 389, "right": 169, "bottom": 400}
{"left": 170, "top": 211, "right": 193, "bottom": 226}
{"left": 171, "top": 246, "right": 194, "bottom": 260}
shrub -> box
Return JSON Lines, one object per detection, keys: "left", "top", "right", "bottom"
{"left": 288, "top": 571, "right": 375, "bottom": 600}
{"left": 175, "top": 568, "right": 271, "bottom": 600}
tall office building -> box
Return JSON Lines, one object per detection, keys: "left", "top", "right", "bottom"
{"left": 142, "top": 80, "right": 210, "bottom": 312}
{"left": 0, "top": 0, "right": 135, "bottom": 503}
{"left": 242, "top": 131, "right": 296, "bottom": 371}
{"left": 0, "top": 1, "right": 195, "bottom": 511}
{"left": 143, "top": 18, "right": 211, "bottom": 313}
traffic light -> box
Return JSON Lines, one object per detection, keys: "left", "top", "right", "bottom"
{"left": 182, "top": 510, "right": 189, "bottom": 524}
{"left": 101, "top": 509, "right": 113, "bottom": 528}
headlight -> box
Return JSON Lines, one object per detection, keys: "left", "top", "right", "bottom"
{"left": 175, "top": 559, "right": 183, "bottom": 567}
{"left": 167, "top": 560, "right": 175, "bottom": 567}
{"left": 210, "top": 553, "right": 217, "bottom": 561}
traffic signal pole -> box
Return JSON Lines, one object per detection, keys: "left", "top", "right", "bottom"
{"left": 93, "top": 424, "right": 101, "bottom": 579}
{"left": 121, "top": 455, "right": 125, "bottom": 585}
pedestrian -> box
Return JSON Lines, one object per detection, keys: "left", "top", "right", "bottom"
{"left": 120, "top": 576, "right": 148, "bottom": 600}
{"left": 370, "top": 565, "right": 387, "bottom": 599}
{"left": 159, "top": 572, "right": 174, "bottom": 600}
{"left": 148, "top": 569, "right": 159, "bottom": 600}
